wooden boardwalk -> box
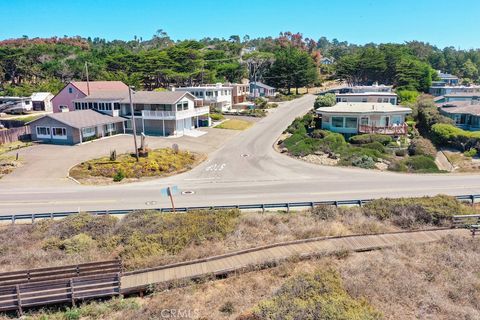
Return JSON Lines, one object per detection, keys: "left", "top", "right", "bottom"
{"left": 121, "top": 228, "right": 467, "bottom": 293}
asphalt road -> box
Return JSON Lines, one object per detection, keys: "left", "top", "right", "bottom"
{"left": 2, "top": 94, "right": 480, "bottom": 215}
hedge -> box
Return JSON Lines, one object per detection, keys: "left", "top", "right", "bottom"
{"left": 431, "top": 123, "right": 480, "bottom": 152}
{"left": 349, "top": 134, "right": 392, "bottom": 146}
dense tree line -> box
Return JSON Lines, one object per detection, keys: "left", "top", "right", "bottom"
{"left": 2, "top": 31, "right": 480, "bottom": 96}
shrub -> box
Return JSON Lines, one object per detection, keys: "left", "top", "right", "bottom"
{"left": 404, "top": 155, "right": 439, "bottom": 172}
{"left": 350, "top": 155, "right": 376, "bottom": 169}
{"left": 395, "top": 149, "right": 407, "bottom": 156}
{"left": 254, "top": 97, "right": 268, "bottom": 109}
{"left": 251, "top": 269, "right": 382, "bottom": 319}
{"left": 350, "top": 134, "right": 392, "bottom": 146}
{"left": 431, "top": 123, "right": 480, "bottom": 152}
{"left": 397, "top": 90, "right": 420, "bottom": 104}
{"left": 314, "top": 93, "right": 336, "bottom": 109}
{"left": 362, "top": 195, "right": 474, "bottom": 224}
{"left": 363, "top": 142, "right": 386, "bottom": 153}
{"left": 464, "top": 148, "right": 477, "bottom": 157}
{"left": 311, "top": 205, "right": 338, "bottom": 220}
{"left": 61, "top": 233, "right": 96, "bottom": 254}
{"left": 113, "top": 169, "right": 125, "bottom": 182}
{"left": 209, "top": 113, "right": 224, "bottom": 121}
{"left": 219, "top": 301, "right": 235, "bottom": 315}
{"left": 408, "top": 137, "right": 437, "bottom": 158}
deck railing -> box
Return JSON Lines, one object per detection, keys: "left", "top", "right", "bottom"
{"left": 358, "top": 123, "right": 408, "bottom": 135}
{"left": 142, "top": 106, "right": 209, "bottom": 120}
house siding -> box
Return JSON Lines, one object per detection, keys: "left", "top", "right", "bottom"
{"left": 52, "top": 83, "right": 86, "bottom": 113}
{"left": 29, "top": 117, "right": 79, "bottom": 145}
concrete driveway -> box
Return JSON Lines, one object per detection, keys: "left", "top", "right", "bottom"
{"left": 1, "top": 127, "right": 239, "bottom": 187}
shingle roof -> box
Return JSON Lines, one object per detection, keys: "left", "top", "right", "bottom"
{"left": 71, "top": 81, "right": 128, "bottom": 94}
{"left": 316, "top": 102, "right": 412, "bottom": 114}
{"left": 252, "top": 82, "right": 275, "bottom": 90}
{"left": 75, "top": 90, "right": 194, "bottom": 105}
{"left": 28, "top": 110, "right": 125, "bottom": 129}
{"left": 440, "top": 103, "right": 480, "bottom": 116}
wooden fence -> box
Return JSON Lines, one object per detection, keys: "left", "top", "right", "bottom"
{"left": 0, "top": 126, "right": 31, "bottom": 144}
{"left": 0, "top": 260, "right": 122, "bottom": 316}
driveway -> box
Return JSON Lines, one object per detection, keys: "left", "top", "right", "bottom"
{"left": 1, "top": 127, "right": 239, "bottom": 187}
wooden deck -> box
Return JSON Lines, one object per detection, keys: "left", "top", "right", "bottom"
{"left": 121, "top": 228, "right": 467, "bottom": 293}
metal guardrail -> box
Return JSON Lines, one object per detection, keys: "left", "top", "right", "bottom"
{"left": 1, "top": 194, "right": 479, "bottom": 224}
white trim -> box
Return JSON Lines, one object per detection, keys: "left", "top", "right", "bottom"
{"left": 51, "top": 127, "right": 67, "bottom": 139}
{"left": 36, "top": 126, "right": 51, "bottom": 138}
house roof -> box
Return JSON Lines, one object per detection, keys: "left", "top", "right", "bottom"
{"left": 30, "top": 92, "right": 53, "bottom": 101}
{"left": 440, "top": 103, "right": 480, "bottom": 116}
{"left": 437, "top": 71, "right": 458, "bottom": 80}
{"left": 27, "top": 110, "right": 125, "bottom": 129}
{"left": 70, "top": 81, "right": 128, "bottom": 95}
{"left": 75, "top": 90, "right": 195, "bottom": 105}
{"left": 176, "top": 85, "right": 233, "bottom": 90}
{"left": 316, "top": 102, "right": 412, "bottom": 114}
{"left": 444, "top": 92, "right": 480, "bottom": 98}
{"left": 252, "top": 82, "right": 275, "bottom": 90}
{"left": 336, "top": 92, "right": 397, "bottom": 96}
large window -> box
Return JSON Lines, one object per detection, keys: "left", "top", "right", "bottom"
{"left": 345, "top": 117, "right": 358, "bottom": 128}
{"left": 183, "top": 101, "right": 189, "bottom": 110}
{"left": 331, "top": 117, "right": 344, "bottom": 128}
{"left": 81, "top": 127, "right": 96, "bottom": 138}
{"left": 52, "top": 127, "right": 67, "bottom": 139}
{"left": 36, "top": 126, "right": 50, "bottom": 137}
{"left": 176, "top": 103, "right": 183, "bottom": 111}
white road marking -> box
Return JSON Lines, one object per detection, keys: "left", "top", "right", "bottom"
{"left": 205, "top": 163, "right": 226, "bottom": 172}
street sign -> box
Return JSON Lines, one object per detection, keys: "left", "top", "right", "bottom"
{"left": 160, "top": 186, "right": 180, "bottom": 212}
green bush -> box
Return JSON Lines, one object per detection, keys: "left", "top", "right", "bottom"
{"left": 349, "top": 134, "right": 392, "bottom": 146}
{"left": 464, "top": 148, "right": 477, "bottom": 157}
{"left": 113, "top": 169, "right": 125, "bottom": 182}
{"left": 254, "top": 97, "right": 268, "bottom": 108}
{"left": 350, "top": 155, "right": 376, "bottom": 169}
{"left": 314, "top": 93, "right": 336, "bottom": 109}
{"left": 405, "top": 155, "right": 439, "bottom": 172}
{"left": 408, "top": 137, "right": 437, "bottom": 158}
{"left": 363, "top": 142, "right": 386, "bottom": 153}
{"left": 431, "top": 123, "right": 480, "bottom": 151}
{"left": 397, "top": 90, "right": 420, "bottom": 104}
{"left": 251, "top": 269, "right": 382, "bottom": 319}
{"left": 209, "top": 113, "right": 224, "bottom": 121}
{"left": 61, "top": 233, "right": 96, "bottom": 254}
{"left": 416, "top": 98, "right": 454, "bottom": 132}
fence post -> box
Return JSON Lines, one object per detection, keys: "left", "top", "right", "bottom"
{"left": 31, "top": 215, "right": 35, "bottom": 224}
{"left": 70, "top": 278, "right": 75, "bottom": 307}
{"left": 286, "top": 203, "right": 290, "bottom": 213}
{"left": 15, "top": 284, "right": 22, "bottom": 317}
{"left": 11, "top": 215, "right": 15, "bottom": 225}
{"left": 261, "top": 204, "right": 265, "bottom": 213}
{"left": 471, "top": 195, "right": 476, "bottom": 207}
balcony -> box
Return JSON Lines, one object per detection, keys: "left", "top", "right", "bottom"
{"left": 141, "top": 106, "right": 210, "bottom": 120}
{"left": 358, "top": 123, "right": 408, "bottom": 135}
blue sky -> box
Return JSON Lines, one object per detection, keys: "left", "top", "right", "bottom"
{"left": 1, "top": 0, "right": 479, "bottom": 48}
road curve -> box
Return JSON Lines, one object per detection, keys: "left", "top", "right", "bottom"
{"left": 121, "top": 228, "right": 467, "bottom": 293}
{"left": 2, "top": 94, "right": 480, "bottom": 214}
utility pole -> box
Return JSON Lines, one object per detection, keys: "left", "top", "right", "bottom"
{"left": 128, "top": 86, "right": 139, "bottom": 161}
{"left": 85, "top": 62, "right": 90, "bottom": 95}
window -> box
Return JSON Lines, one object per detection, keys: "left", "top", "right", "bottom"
{"left": 176, "top": 103, "right": 182, "bottom": 111}
{"left": 390, "top": 98, "right": 396, "bottom": 104}
{"left": 105, "top": 123, "right": 115, "bottom": 132}
{"left": 336, "top": 97, "right": 341, "bottom": 103}
{"left": 88, "top": 102, "right": 93, "bottom": 109}
{"left": 345, "top": 117, "right": 358, "bottom": 128}
{"left": 383, "top": 98, "right": 389, "bottom": 103}
{"left": 52, "top": 127, "right": 67, "bottom": 139}
{"left": 36, "top": 126, "right": 50, "bottom": 137}
{"left": 361, "top": 98, "right": 367, "bottom": 102}
{"left": 183, "top": 101, "right": 189, "bottom": 110}
{"left": 377, "top": 98, "right": 383, "bottom": 103}
{"left": 68, "top": 87, "right": 73, "bottom": 94}
{"left": 114, "top": 103, "right": 120, "bottom": 110}
{"left": 74, "top": 102, "right": 80, "bottom": 110}
{"left": 331, "top": 117, "right": 344, "bottom": 128}
{"left": 392, "top": 115, "right": 403, "bottom": 125}
{"left": 81, "top": 127, "right": 96, "bottom": 138}
{"left": 341, "top": 98, "right": 347, "bottom": 102}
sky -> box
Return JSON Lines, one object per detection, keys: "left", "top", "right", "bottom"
{"left": 1, "top": 0, "right": 480, "bottom": 49}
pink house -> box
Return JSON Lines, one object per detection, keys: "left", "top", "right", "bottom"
{"left": 51, "top": 81, "right": 129, "bottom": 113}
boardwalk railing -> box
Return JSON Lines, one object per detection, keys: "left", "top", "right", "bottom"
{"left": 1, "top": 194, "right": 479, "bottom": 224}
{"left": 0, "top": 260, "right": 122, "bottom": 315}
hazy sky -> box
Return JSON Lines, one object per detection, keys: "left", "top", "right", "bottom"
{"left": 1, "top": 0, "right": 479, "bottom": 48}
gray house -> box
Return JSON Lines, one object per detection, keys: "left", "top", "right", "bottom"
{"left": 439, "top": 102, "right": 480, "bottom": 131}
{"left": 28, "top": 110, "right": 125, "bottom": 145}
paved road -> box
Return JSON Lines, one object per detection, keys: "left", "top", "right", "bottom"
{"left": 2, "top": 94, "right": 480, "bottom": 214}
{"left": 122, "top": 228, "right": 467, "bottom": 292}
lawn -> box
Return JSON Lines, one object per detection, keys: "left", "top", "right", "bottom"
{"left": 215, "top": 119, "right": 253, "bottom": 130}
{"left": 69, "top": 147, "right": 204, "bottom": 183}
{"left": 0, "top": 140, "right": 32, "bottom": 155}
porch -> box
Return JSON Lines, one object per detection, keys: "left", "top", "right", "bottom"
{"left": 358, "top": 123, "right": 408, "bottom": 135}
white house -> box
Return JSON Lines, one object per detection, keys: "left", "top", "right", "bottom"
{"left": 31, "top": 92, "right": 54, "bottom": 111}
{"left": 74, "top": 90, "right": 210, "bottom": 136}
{"left": 316, "top": 102, "right": 411, "bottom": 137}
{"left": 175, "top": 84, "right": 233, "bottom": 112}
